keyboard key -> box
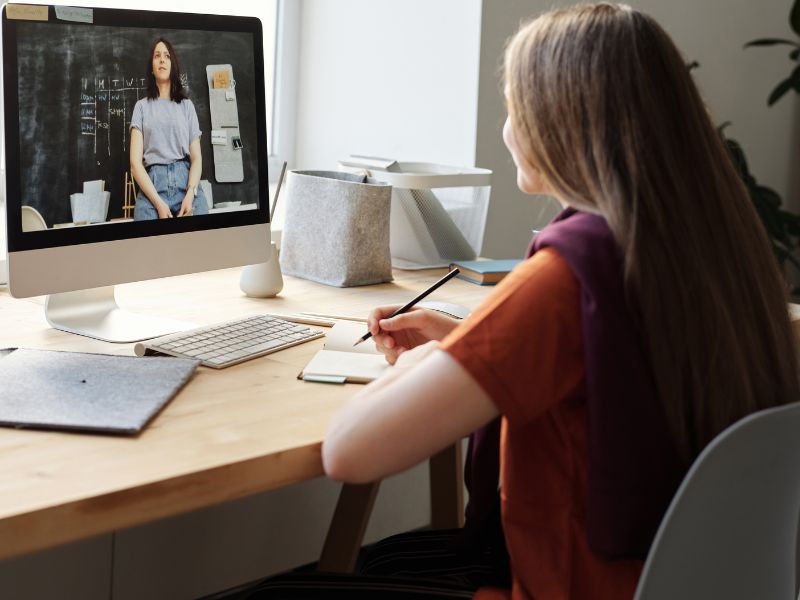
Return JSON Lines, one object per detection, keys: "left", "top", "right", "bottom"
{"left": 214, "top": 354, "right": 239, "bottom": 363}
{"left": 246, "top": 339, "right": 289, "bottom": 354}
{"left": 180, "top": 348, "right": 205, "bottom": 357}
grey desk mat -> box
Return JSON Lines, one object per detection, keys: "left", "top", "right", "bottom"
{"left": 0, "top": 348, "right": 199, "bottom": 435}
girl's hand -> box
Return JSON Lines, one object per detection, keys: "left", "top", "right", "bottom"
{"left": 367, "top": 306, "right": 461, "bottom": 365}
{"left": 177, "top": 195, "right": 194, "bottom": 217}
{"left": 155, "top": 199, "right": 173, "bottom": 219}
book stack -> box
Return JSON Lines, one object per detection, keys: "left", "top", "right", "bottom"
{"left": 448, "top": 259, "right": 522, "bottom": 286}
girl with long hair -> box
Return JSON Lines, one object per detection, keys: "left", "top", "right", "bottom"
{"left": 130, "top": 37, "right": 209, "bottom": 220}
{"left": 247, "top": 4, "right": 799, "bottom": 599}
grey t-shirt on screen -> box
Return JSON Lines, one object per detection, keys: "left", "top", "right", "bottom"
{"left": 130, "top": 97, "right": 201, "bottom": 167}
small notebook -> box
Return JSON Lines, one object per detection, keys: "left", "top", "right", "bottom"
{"left": 300, "top": 321, "right": 389, "bottom": 384}
{"left": 0, "top": 348, "right": 199, "bottom": 435}
{"left": 449, "top": 259, "right": 522, "bottom": 285}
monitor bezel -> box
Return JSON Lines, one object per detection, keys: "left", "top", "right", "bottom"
{"left": 2, "top": 3, "right": 270, "bottom": 253}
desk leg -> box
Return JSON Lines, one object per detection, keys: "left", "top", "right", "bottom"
{"left": 318, "top": 482, "right": 381, "bottom": 574}
{"left": 429, "top": 443, "right": 464, "bottom": 529}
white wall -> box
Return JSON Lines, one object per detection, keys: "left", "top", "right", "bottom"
{"left": 477, "top": 0, "right": 800, "bottom": 258}
{"left": 292, "top": 0, "right": 482, "bottom": 169}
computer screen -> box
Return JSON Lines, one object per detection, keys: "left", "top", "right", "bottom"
{"left": 2, "top": 4, "right": 271, "bottom": 341}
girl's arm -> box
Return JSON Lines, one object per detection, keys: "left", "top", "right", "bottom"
{"left": 177, "top": 137, "right": 202, "bottom": 217}
{"left": 322, "top": 344, "right": 499, "bottom": 483}
{"left": 129, "top": 128, "right": 171, "bottom": 219}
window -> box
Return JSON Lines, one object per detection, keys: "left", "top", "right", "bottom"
{"left": 267, "top": 0, "right": 299, "bottom": 181}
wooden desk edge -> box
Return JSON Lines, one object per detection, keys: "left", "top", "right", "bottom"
{"left": 0, "top": 445, "right": 323, "bottom": 561}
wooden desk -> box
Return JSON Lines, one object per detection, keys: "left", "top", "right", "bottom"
{"left": 0, "top": 267, "right": 489, "bottom": 563}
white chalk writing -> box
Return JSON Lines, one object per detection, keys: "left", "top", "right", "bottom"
{"left": 79, "top": 74, "right": 190, "bottom": 158}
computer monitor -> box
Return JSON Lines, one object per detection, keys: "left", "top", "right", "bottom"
{"left": 1, "top": 3, "right": 271, "bottom": 342}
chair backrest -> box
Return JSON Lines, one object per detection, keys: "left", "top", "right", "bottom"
{"left": 634, "top": 401, "right": 800, "bottom": 600}
{"left": 21, "top": 205, "right": 47, "bottom": 232}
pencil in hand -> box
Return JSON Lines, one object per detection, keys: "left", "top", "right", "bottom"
{"left": 353, "top": 268, "right": 460, "bottom": 347}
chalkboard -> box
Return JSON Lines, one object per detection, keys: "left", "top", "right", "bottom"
{"left": 15, "top": 22, "right": 260, "bottom": 226}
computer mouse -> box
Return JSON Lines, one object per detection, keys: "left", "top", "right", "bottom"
{"left": 417, "top": 301, "right": 471, "bottom": 320}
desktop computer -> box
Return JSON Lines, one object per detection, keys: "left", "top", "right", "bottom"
{"left": 1, "top": 3, "right": 271, "bottom": 342}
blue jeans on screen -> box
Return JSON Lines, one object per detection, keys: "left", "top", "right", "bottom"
{"left": 133, "top": 160, "right": 209, "bottom": 220}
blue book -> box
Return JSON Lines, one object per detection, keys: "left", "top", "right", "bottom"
{"left": 449, "top": 259, "right": 522, "bottom": 286}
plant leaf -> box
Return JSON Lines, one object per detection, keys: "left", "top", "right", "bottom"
{"left": 758, "top": 185, "right": 783, "bottom": 209}
{"left": 768, "top": 76, "right": 795, "bottom": 105}
{"left": 745, "top": 37, "right": 800, "bottom": 48}
{"left": 723, "top": 119, "right": 800, "bottom": 279}
{"left": 784, "top": 213, "right": 800, "bottom": 236}
{"left": 722, "top": 135, "right": 751, "bottom": 177}
{"left": 792, "top": 0, "right": 800, "bottom": 36}
{"left": 755, "top": 198, "right": 789, "bottom": 243}
{"left": 774, "top": 243, "right": 790, "bottom": 264}
{"left": 785, "top": 252, "right": 800, "bottom": 273}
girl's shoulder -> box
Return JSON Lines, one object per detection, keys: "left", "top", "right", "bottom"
{"left": 131, "top": 96, "right": 150, "bottom": 116}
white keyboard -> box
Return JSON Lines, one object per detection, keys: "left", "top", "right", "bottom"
{"left": 134, "top": 314, "right": 325, "bottom": 369}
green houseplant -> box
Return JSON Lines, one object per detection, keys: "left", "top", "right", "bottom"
{"left": 719, "top": 0, "right": 800, "bottom": 291}
{"left": 722, "top": 132, "right": 800, "bottom": 280}
{"left": 744, "top": 0, "right": 800, "bottom": 106}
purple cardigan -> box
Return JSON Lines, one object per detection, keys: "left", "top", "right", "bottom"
{"left": 464, "top": 208, "right": 686, "bottom": 559}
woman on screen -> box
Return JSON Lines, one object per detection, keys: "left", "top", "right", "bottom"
{"left": 245, "top": 3, "right": 800, "bottom": 600}
{"left": 130, "top": 37, "right": 208, "bottom": 220}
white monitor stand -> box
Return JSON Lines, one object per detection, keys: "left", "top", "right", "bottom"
{"left": 8, "top": 223, "right": 270, "bottom": 344}
{"left": 44, "top": 287, "right": 194, "bottom": 344}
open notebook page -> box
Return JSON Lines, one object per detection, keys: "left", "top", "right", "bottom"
{"left": 323, "top": 321, "right": 381, "bottom": 354}
{"left": 301, "top": 321, "right": 389, "bottom": 383}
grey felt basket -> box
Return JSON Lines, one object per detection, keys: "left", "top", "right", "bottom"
{"left": 279, "top": 170, "right": 393, "bottom": 287}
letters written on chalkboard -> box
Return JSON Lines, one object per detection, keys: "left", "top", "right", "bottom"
{"left": 15, "top": 22, "right": 259, "bottom": 226}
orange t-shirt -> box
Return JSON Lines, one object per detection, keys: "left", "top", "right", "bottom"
{"left": 440, "top": 248, "right": 643, "bottom": 600}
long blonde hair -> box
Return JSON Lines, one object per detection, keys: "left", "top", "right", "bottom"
{"left": 505, "top": 3, "right": 799, "bottom": 459}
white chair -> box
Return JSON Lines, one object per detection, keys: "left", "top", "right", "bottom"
{"left": 21, "top": 205, "right": 47, "bottom": 231}
{"left": 634, "top": 401, "right": 800, "bottom": 600}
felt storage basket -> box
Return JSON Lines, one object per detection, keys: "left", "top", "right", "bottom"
{"left": 279, "top": 170, "right": 393, "bottom": 287}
